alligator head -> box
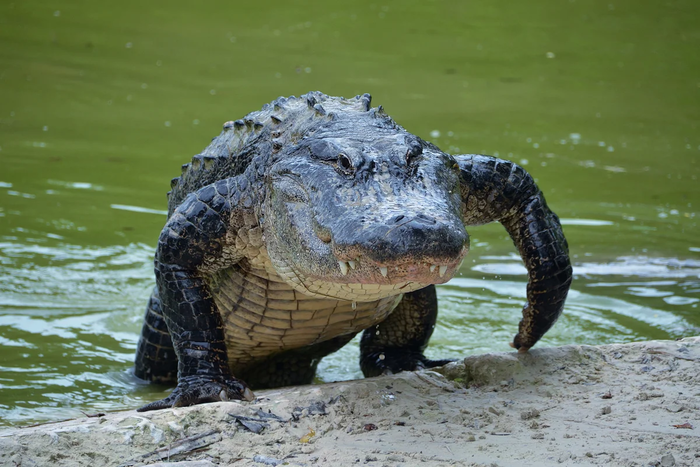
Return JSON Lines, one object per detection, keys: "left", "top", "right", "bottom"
{"left": 264, "top": 112, "right": 469, "bottom": 301}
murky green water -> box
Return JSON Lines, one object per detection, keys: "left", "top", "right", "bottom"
{"left": 1, "top": 0, "right": 698, "bottom": 426}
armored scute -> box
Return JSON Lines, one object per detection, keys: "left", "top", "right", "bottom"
{"left": 134, "top": 92, "right": 572, "bottom": 411}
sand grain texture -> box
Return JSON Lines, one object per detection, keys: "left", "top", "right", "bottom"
{"left": 2, "top": 337, "right": 698, "bottom": 467}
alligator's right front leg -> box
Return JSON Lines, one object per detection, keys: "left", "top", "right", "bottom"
{"left": 138, "top": 178, "right": 255, "bottom": 412}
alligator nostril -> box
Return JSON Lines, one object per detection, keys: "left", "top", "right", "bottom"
{"left": 389, "top": 214, "right": 437, "bottom": 226}
{"left": 415, "top": 213, "right": 437, "bottom": 225}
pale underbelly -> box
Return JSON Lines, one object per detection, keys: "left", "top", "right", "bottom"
{"left": 206, "top": 264, "right": 402, "bottom": 368}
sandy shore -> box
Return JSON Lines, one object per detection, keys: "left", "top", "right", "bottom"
{"left": 1, "top": 337, "right": 698, "bottom": 467}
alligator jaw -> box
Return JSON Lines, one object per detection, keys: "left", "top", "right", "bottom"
{"left": 335, "top": 246, "right": 468, "bottom": 284}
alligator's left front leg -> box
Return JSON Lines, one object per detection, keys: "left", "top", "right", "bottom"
{"left": 360, "top": 285, "right": 453, "bottom": 377}
{"left": 137, "top": 177, "right": 255, "bottom": 412}
{"left": 456, "top": 154, "right": 573, "bottom": 352}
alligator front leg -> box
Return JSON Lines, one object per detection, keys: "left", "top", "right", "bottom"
{"left": 137, "top": 178, "right": 255, "bottom": 412}
{"left": 455, "top": 154, "right": 573, "bottom": 352}
{"left": 360, "top": 286, "right": 453, "bottom": 377}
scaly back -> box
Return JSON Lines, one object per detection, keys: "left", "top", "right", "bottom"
{"left": 166, "top": 91, "right": 382, "bottom": 217}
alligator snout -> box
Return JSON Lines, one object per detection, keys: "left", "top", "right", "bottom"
{"left": 329, "top": 211, "right": 469, "bottom": 283}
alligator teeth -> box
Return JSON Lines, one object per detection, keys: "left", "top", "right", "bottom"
{"left": 429, "top": 264, "right": 437, "bottom": 273}
{"left": 438, "top": 265, "right": 448, "bottom": 278}
{"left": 348, "top": 260, "right": 356, "bottom": 270}
{"left": 379, "top": 267, "right": 388, "bottom": 278}
{"left": 457, "top": 257, "right": 466, "bottom": 270}
{"left": 338, "top": 261, "right": 349, "bottom": 276}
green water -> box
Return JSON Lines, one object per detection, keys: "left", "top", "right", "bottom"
{"left": 1, "top": 0, "right": 698, "bottom": 426}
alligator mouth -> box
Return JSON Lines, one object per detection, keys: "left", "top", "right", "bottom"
{"left": 268, "top": 244, "right": 468, "bottom": 302}
{"left": 334, "top": 245, "right": 469, "bottom": 285}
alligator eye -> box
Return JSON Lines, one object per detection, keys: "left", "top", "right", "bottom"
{"left": 405, "top": 144, "right": 423, "bottom": 166}
{"left": 337, "top": 153, "right": 354, "bottom": 174}
{"left": 446, "top": 155, "right": 460, "bottom": 171}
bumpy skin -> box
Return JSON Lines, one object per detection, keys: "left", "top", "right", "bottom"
{"left": 134, "top": 92, "right": 572, "bottom": 411}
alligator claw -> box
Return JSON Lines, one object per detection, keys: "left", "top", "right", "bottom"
{"left": 361, "top": 350, "right": 455, "bottom": 378}
{"left": 137, "top": 375, "right": 254, "bottom": 412}
{"left": 510, "top": 342, "right": 531, "bottom": 353}
{"left": 510, "top": 333, "right": 532, "bottom": 353}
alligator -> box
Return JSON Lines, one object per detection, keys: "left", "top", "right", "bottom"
{"left": 134, "top": 91, "right": 572, "bottom": 411}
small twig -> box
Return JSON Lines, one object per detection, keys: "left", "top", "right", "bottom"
{"left": 118, "top": 430, "right": 221, "bottom": 467}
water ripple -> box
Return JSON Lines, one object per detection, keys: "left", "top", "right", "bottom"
{"left": 1, "top": 242, "right": 698, "bottom": 426}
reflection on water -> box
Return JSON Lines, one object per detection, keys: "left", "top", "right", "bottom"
{"left": 110, "top": 204, "right": 168, "bottom": 216}
{"left": 0, "top": 242, "right": 153, "bottom": 424}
